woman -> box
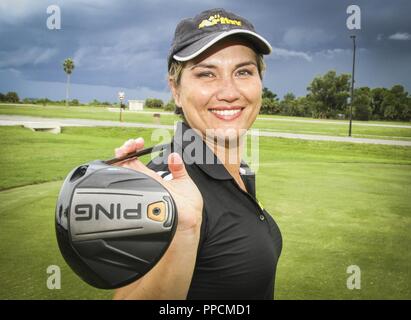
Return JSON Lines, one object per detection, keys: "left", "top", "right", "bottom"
{"left": 113, "top": 8, "right": 282, "bottom": 300}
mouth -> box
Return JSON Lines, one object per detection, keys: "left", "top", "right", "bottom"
{"left": 208, "top": 106, "right": 245, "bottom": 121}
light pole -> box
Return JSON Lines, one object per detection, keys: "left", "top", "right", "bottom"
{"left": 348, "top": 35, "right": 356, "bottom": 137}
{"left": 118, "top": 91, "right": 125, "bottom": 122}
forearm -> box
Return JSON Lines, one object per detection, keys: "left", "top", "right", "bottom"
{"left": 113, "top": 224, "right": 201, "bottom": 300}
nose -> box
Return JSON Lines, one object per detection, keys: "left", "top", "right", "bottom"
{"left": 216, "top": 77, "right": 241, "bottom": 103}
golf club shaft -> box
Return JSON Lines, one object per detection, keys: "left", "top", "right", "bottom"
{"left": 104, "top": 143, "right": 169, "bottom": 165}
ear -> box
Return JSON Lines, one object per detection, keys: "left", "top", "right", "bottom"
{"left": 168, "top": 77, "right": 181, "bottom": 107}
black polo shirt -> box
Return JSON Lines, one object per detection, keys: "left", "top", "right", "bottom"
{"left": 147, "top": 121, "right": 282, "bottom": 299}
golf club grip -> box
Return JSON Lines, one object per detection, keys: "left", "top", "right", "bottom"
{"left": 104, "top": 143, "right": 169, "bottom": 165}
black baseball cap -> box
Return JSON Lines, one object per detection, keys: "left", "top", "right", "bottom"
{"left": 168, "top": 8, "right": 272, "bottom": 69}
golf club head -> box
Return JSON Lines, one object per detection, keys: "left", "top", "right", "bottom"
{"left": 55, "top": 160, "right": 177, "bottom": 289}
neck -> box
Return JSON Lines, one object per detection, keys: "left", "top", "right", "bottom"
{"left": 204, "top": 134, "right": 244, "bottom": 176}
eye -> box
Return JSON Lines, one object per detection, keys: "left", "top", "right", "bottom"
{"left": 196, "top": 71, "right": 215, "bottom": 78}
{"left": 236, "top": 69, "right": 254, "bottom": 77}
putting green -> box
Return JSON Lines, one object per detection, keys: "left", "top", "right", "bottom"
{"left": 0, "top": 181, "right": 113, "bottom": 299}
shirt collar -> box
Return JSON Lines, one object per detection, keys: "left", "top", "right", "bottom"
{"left": 173, "top": 121, "right": 249, "bottom": 181}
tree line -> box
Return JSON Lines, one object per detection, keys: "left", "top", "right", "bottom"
{"left": 0, "top": 93, "right": 112, "bottom": 107}
{"left": 261, "top": 70, "right": 411, "bottom": 121}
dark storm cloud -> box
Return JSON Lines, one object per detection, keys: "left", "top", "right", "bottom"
{"left": 0, "top": 0, "right": 410, "bottom": 101}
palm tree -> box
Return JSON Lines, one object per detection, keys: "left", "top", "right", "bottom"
{"left": 63, "top": 58, "right": 75, "bottom": 107}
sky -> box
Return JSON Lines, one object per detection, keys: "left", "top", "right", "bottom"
{"left": 0, "top": 0, "right": 410, "bottom": 103}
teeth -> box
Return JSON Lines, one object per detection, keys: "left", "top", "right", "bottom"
{"left": 210, "top": 109, "right": 241, "bottom": 116}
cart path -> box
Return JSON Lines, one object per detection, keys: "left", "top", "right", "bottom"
{"left": 1, "top": 115, "right": 410, "bottom": 146}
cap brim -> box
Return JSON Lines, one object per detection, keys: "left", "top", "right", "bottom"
{"left": 173, "top": 29, "right": 272, "bottom": 62}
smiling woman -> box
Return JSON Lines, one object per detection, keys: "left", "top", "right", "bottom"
{"left": 168, "top": 45, "right": 266, "bottom": 121}
{"left": 169, "top": 38, "right": 266, "bottom": 130}
{"left": 169, "top": 38, "right": 263, "bottom": 142}
{"left": 112, "top": 8, "right": 282, "bottom": 300}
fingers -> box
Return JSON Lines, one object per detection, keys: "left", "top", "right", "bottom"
{"left": 113, "top": 137, "right": 146, "bottom": 170}
{"left": 167, "top": 152, "right": 188, "bottom": 180}
{"left": 113, "top": 140, "right": 189, "bottom": 185}
{"left": 113, "top": 137, "right": 166, "bottom": 183}
{"left": 115, "top": 137, "right": 144, "bottom": 158}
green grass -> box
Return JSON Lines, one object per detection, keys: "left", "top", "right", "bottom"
{"left": 257, "top": 113, "right": 411, "bottom": 126}
{"left": 252, "top": 119, "right": 411, "bottom": 140}
{"left": 1, "top": 104, "right": 411, "bottom": 140}
{"left": 259, "top": 162, "right": 411, "bottom": 299}
{"left": 0, "top": 104, "right": 178, "bottom": 125}
{"left": 0, "top": 126, "right": 163, "bottom": 191}
{"left": 0, "top": 125, "right": 410, "bottom": 299}
{"left": 0, "top": 181, "right": 112, "bottom": 299}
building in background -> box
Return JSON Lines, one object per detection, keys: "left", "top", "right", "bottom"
{"left": 128, "top": 100, "right": 144, "bottom": 111}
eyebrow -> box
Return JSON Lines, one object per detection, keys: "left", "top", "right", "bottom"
{"left": 189, "top": 60, "right": 257, "bottom": 70}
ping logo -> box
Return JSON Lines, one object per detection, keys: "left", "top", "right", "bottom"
{"left": 198, "top": 14, "right": 242, "bottom": 29}
{"left": 74, "top": 203, "right": 142, "bottom": 221}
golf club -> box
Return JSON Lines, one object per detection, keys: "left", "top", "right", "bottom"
{"left": 55, "top": 143, "right": 177, "bottom": 289}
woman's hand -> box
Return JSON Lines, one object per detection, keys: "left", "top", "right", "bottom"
{"left": 113, "top": 137, "right": 203, "bottom": 232}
